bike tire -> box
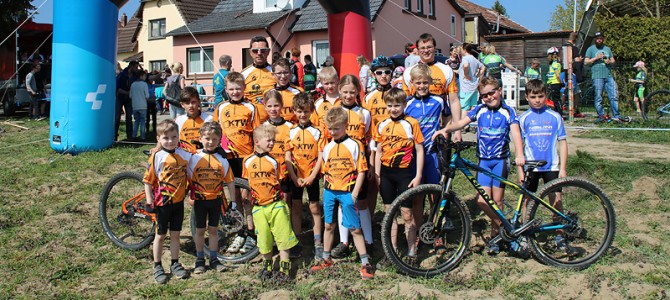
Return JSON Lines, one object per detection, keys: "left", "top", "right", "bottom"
{"left": 99, "top": 172, "right": 155, "bottom": 251}
{"left": 525, "top": 177, "right": 616, "bottom": 270}
{"left": 380, "top": 184, "right": 472, "bottom": 277}
{"left": 189, "top": 177, "right": 259, "bottom": 264}
{"left": 641, "top": 89, "right": 670, "bottom": 123}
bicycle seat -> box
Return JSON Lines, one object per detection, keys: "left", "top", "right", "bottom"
{"left": 515, "top": 160, "right": 547, "bottom": 171}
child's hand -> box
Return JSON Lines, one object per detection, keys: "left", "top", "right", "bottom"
{"left": 188, "top": 198, "right": 195, "bottom": 206}
{"left": 144, "top": 202, "right": 155, "bottom": 213}
{"left": 375, "top": 173, "right": 381, "bottom": 187}
{"left": 559, "top": 169, "right": 567, "bottom": 178}
{"left": 514, "top": 155, "right": 525, "bottom": 167}
{"left": 408, "top": 176, "right": 422, "bottom": 188}
{"left": 431, "top": 129, "right": 447, "bottom": 141}
{"left": 303, "top": 176, "right": 315, "bottom": 187}
{"left": 452, "top": 131, "right": 463, "bottom": 142}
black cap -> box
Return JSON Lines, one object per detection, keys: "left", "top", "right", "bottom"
{"left": 594, "top": 32, "right": 604, "bottom": 37}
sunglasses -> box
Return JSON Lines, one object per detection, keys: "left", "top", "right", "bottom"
{"left": 480, "top": 88, "right": 499, "bottom": 99}
{"left": 251, "top": 48, "right": 270, "bottom": 54}
{"left": 374, "top": 70, "right": 392, "bottom": 75}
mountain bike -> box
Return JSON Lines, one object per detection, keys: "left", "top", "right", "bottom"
{"left": 641, "top": 89, "right": 670, "bottom": 125}
{"left": 99, "top": 149, "right": 259, "bottom": 263}
{"left": 380, "top": 135, "right": 616, "bottom": 277}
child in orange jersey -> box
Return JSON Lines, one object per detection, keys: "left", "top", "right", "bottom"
{"left": 144, "top": 119, "right": 192, "bottom": 284}
{"left": 311, "top": 66, "right": 340, "bottom": 129}
{"left": 244, "top": 124, "right": 298, "bottom": 281}
{"left": 373, "top": 88, "right": 425, "bottom": 268}
{"left": 286, "top": 93, "right": 327, "bottom": 261}
{"left": 213, "top": 72, "right": 260, "bottom": 254}
{"left": 310, "top": 107, "right": 375, "bottom": 280}
{"left": 187, "top": 122, "right": 236, "bottom": 274}
{"left": 271, "top": 58, "right": 303, "bottom": 123}
{"left": 175, "top": 86, "right": 213, "bottom": 152}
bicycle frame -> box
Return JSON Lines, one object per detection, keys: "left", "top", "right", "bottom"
{"left": 122, "top": 193, "right": 156, "bottom": 223}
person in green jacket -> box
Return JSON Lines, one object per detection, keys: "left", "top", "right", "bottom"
{"left": 629, "top": 60, "right": 647, "bottom": 114}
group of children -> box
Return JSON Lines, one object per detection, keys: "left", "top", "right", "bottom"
{"left": 141, "top": 50, "right": 571, "bottom": 284}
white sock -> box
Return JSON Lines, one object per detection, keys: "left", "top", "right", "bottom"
{"left": 360, "top": 208, "right": 373, "bottom": 245}
{"left": 338, "top": 206, "right": 349, "bottom": 244}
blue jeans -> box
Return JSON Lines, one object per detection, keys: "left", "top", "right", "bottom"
{"left": 133, "top": 109, "right": 147, "bottom": 140}
{"left": 593, "top": 77, "right": 620, "bottom": 119}
{"left": 169, "top": 103, "right": 185, "bottom": 119}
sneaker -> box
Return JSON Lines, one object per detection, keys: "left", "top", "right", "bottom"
{"left": 487, "top": 242, "right": 500, "bottom": 256}
{"left": 226, "top": 235, "right": 246, "bottom": 253}
{"left": 210, "top": 259, "right": 228, "bottom": 272}
{"left": 314, "top": 244, "right": 324, "bottom": 261}
{"left": 258, "top": 260, "right": 273, "bottom": 281}
{"left": 289, "top": 244, "right": 302, "bottom": 259}
{"left": 240, "top": 236, "right": 256, "bottom": 254}
{"left": 555, "top": 236, "right": 577, "bottom": 256}
{"left": 274, "top": 270, "right": 293, "bottom": 283}
{"left": 594, "top": 118, "right": 606, "bottom": 124}
{"left": 360, "top": 263, "right": 375, "bottom": 280}
{"left": 375, "top": 255, "right": 392, "bottom": 269}
{"left": 276, "top": 261, "right": 293, "bottom": 282}
{"left": 170, "top": 262, "right": 189, "bottom": 279}
{"left": 404, "top": 255, "right": 419, "bottom": 268}
{"left": 309, "top": 258, "right": 334, "bottom": 272}
{"left": 331, "top": 242, "right": 351, "bottom": 259}
{"left": 193, "top": 258, "right": 206, "bottom": 274}
{"left": 434, "top": 238, "right": 446, "bottom": 255}
{"left": 153, "top": 265, "right": 168, "bottom": 284}
{"left": 509, "top": 238, "right": 530, "bottom": 259}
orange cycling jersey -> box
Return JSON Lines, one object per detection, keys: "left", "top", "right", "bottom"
{"left": 364, "top": 87, "right": 390, "bottom": 132}
{"left": 242, "top": 64, "right": 277, "bottom": 103}
{"left": 187, "top": 150, "right": 234, "bottom": 202}
{"left": 322, "top": 136, "right": 368, "bottom": 192}
{"left": 272, "top": 84, "right": 303, "bottom": 123}
{"left": 287, "top": 122, "right": 326, "bottom": 178}
{"left": 243, "top": 152, "right": 283, "bottom": 206}
{"left": 402, "top": 61, "right": 458, "bottom": 97}
{"left": 143, "top": 148, "right": 192, "bottom": 206}
{"left": 374, "top": 115, "right": 425, "bottom": 169}
{"left": 310, "top": 96, "right": 340, "bottom": 132}
{"left": 341, "top": 104, "right": 371, "bottom": 147}
{"left": 213, "top": 100, "right": 259, "bottom": 158}
{"left": 175, "top": 112, "right": 213, "bottom": 152}
{"left": 265, "top": 118, "right": 293, "bottom": 178}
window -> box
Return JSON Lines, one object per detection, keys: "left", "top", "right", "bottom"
{"left": 451, "top": 15, "right": 457, "bottom": 36}
{"left": 149, "top": 19, "right": 166, "bottom": 39}
{"left": 404, "top": 0, "right": 411, "bottom": 11}
{"left": 312, "top": 40, "right": 330, "bottom": 70}
{"left": 428, "top": 0, "right": 435, "bottom": 17}
{"left": 187, "top": 47, "right": 214, "bottom": 75}
{"left": 416, "top": 0, "right": 423, "bottom": 14}
{"left": 149, "top": 60, "right": 166, "bottom": 72}
{"left": 242, "top": 48, "right": 252, "bottom": 67}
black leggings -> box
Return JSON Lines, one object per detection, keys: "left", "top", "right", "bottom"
{"left": 379, "top": 166, "right": 416, "bottom": 208}
{"left": 549, "top": 84, "right": 563, "bottom": 116}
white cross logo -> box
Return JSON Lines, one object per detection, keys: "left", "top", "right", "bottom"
{"left": 85, "top": 84, "right": 106, "bottom": 110}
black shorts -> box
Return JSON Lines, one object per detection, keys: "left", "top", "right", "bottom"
{"left": 228, "top": 158, "right": 243, "bottom": 178}
{"left": 357, "top": 174, "right": 369, "bottom": 201}
{"left": 193, "top": 199, "right": 222, "bottom": 229}
{"left": 155, "top": 202, "right": 185, "bottom": 235}
{"left": 379, "top": 166, "right": 415, "bottom": 208}
{"left": 526, "top": 171, "right": 559, "bottom": 193}
{"left": 280, "top": 179, "right": 292, "bottom": 194}
{"left": 291, "top": 178, "right": 321, "bottom": 202}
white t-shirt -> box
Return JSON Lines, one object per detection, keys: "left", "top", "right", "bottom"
{"left": 458, "top": 55, "right": 484, "bottom": 93}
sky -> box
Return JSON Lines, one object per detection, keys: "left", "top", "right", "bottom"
{"left": 31, "top": 0, "right": 562, "bottom": 33}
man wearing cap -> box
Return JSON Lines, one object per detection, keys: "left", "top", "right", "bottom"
{"left": 585, "top": 32, "right": 621, "bottom": 123}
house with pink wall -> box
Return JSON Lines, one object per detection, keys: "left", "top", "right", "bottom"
{"left": 166, "top": 0, "right": 468, "bottom": 95}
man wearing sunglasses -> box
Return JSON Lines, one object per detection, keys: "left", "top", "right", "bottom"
{"left": 241, "top": 36, "right": 277, "bottom": 108}
{"left": 401, "top": 33, "right": 462, "bottom": 142}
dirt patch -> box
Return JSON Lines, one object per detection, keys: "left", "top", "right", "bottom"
{"left": 567, "top": 130, "right": 670, "bottom": 162}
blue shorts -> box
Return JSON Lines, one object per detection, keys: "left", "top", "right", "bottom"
{"left": 477, "top": 158, "right": 509, "bottom": 188}
{"left": 422, "top": 152, "right": 441, "bottom": 184}
{"left": 323, "top": 189, "right": 360, "bottom": 229}
{"left": 459, "top": 90, "right": 479, "bottom": 111}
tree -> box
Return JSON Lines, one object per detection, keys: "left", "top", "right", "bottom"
{"left": 0, "top": 0, "right": 35, "bottom": 36}
{"left": 491, "top": 0, "right": 508, "bottom": 17}
{"left": 549, "top": 0, "right": 588, "bottom": 31}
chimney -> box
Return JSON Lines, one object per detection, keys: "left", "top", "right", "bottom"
{"left": 121, "top": 13, "right": 128, "bottom": 27}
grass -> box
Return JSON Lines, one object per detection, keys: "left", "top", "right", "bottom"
{"left": 573, "top": 127, "right": 670, "bottom": 145}
{"left": 1, "top": 117, "right": 669, "bottom": 298}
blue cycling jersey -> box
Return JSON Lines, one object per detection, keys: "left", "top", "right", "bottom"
{"left": 518, "top": 106, "right": 566, "bottom": 172}
{"left": 405, "top": 94, "right": 451, "bottom": 152}
{"left": 467, "top": 103, "right": 518, "bottom": 159}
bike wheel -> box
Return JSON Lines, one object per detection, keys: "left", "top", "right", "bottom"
{"left": 525, "top": 177, "right": 616, "bottom": 270}
{"left": 190, "top": 177, "right": 259, "bottom": 264}
{"left": 99, "top": 172, "right": 155, "bottom": 250}
{"left": 641, "top": 89, "right": 670, "bottom": 124}
{"left": 380, "top": 184, "right": 471, "bottom": 277}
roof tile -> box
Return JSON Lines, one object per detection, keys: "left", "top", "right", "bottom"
{"left": 453, "top": 0, "right": 530, "bottom": 33}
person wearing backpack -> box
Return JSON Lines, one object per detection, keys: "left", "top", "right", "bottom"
{"left": 303, "top": 55, "right": 317, "bottom": 92}
{"left": 290, "top": 48, "right": 304, "bottom": 89}
{"left": 164, "top": 62, "right": 186, "bottom": 119}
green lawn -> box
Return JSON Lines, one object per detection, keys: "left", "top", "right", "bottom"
{"left": 0, "top": 119, "right": 668, "bottom": 299}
